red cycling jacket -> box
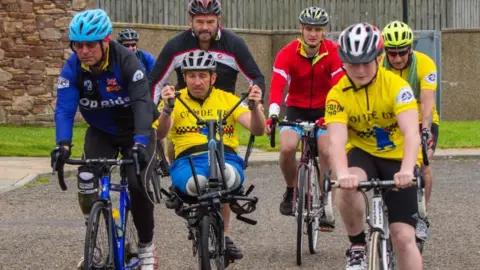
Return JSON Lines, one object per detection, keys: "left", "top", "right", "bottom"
{"left": 268, "top": 39, "right": 344, "bottom": 116}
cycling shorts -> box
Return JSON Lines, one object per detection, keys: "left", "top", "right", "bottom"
{"left": 347, "top": 147, "right": 418, "bottom": 228}
{"left": 169, "top": 152, "right": 245, "bottom": 195}
{"left": 279, "top": 106, "right": 327, "bottom": 139}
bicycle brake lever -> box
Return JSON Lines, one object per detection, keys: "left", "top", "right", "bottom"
{"left": 57, "top": 164, "right": 67, "bottom": 191}
{"left": 133, "top": 152, "right": 140, "bottom": 176}
{"left": 244, "top": 184, "right": 255, "bottom": 196}
{"left": 236, "top": 215, "right": 257, "bottom": 225}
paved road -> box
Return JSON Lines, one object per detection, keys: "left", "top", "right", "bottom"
{"left": 0, "top": 160, "right": 479, "bottom": 269}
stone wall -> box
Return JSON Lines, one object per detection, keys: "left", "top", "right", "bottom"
{"left": 0, "top": 0, "right": 93, "bottom": 125}
{"left": 2, "top": 5, "right": 480, "bottom": 124}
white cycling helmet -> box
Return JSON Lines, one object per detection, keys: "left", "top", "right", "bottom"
{"left": 338, "top": 22, "right": 384, "bottom": 64}
{"left": 181, "top": 50, "right": 217, "bottom": 72}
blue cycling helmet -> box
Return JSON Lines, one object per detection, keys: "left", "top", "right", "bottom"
{"left": 69, "top": 9, "right": 112, "bottom": 42}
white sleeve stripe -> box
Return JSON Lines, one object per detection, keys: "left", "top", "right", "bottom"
{"left": 273, "top": 67, "right": 289, "bottom": 81}
{"left": 152, "top": 52, "right": 191, "bottom": 104}
{"left": 331, "top": 67, "right": 343, "bottom": 78}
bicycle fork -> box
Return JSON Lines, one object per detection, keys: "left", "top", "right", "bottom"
{"left": 293, "top": 163, "right": 310, "bottom": 219}
{"left": 370, "top": 193, "right": 390, "bottom": 269}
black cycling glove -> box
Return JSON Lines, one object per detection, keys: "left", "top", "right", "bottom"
{"left": 131, "top": 143, "right": 149, "bottom": 171}
{"left": 50, "top": 144, "right": 71, "bottom": 170}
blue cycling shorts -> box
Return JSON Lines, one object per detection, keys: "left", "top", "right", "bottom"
{"left": 279, "top": 125, "right": 327, "bottom": 140}
{"left": 169, "top": 152, "right": 245, "bottom": 195}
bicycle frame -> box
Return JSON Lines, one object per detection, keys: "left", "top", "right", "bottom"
{"left": 292, "top": 123, "right": 319, "bottom": 216}
{"left": 368, "top": 187, "right": 391, "bottom": 269}
{"left": 99, "top": 165, "right": 139, "bottom": 270}
{"left": 54, "top": 158, "right": 140, "bottom": 270}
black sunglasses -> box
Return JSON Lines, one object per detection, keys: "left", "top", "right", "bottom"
{"left": 122, "top": 43, "right": 137, "bottom": 48}
{"left": 386, "top": 49, "right": 410, "bottom": 57}
{"left": 71, "top": 41, "right": 99, "bottom": 50}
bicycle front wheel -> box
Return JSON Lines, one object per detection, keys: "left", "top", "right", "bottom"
{"left": 151, "top": 170, "right": 163, "bottom": 203}
{"left": 368, "top": 231, "right": 392, "bottom": 270}
{"left": 124, "top": 207, "right": 139, "bottom": 267}
{"left": 84, "top": 200, "right": 113, "bottom": 270}
{"left": 296, "top": 165, "right": 307, "bottom": 266}
{"left": 197, "top": 213, "right": 224, "bottom": 270}
{"left": 307, "top": 162, "right": 320, "bottom": 254}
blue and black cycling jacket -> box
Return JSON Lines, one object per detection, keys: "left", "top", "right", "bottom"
{"left": 54, "top": 41, "right": 159, "bottom": 146}
{"left": 135, "top": 49, "right": 156, "bottom": 75}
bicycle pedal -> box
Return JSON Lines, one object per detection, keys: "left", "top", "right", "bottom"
{"left": 319, "top": 222, "right": 335, "bottom": 232}
{"left": 319, "top": 226, "right": 334, "bottom": 232}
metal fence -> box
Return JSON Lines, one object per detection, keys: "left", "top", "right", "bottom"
{"left": 96, "top": 0, "right": 480, "bottom": 30}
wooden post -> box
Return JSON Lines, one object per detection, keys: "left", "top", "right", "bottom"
{"left": 403, "top": 0, "right": 408, "bottom": 23}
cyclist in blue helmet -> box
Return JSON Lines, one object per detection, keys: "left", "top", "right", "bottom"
{"left": 52, "top": 8, "right": 160, "bottom": 269}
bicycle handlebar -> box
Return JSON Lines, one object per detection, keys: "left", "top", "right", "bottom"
{"left": 421, "top": 130, "right": 430, "bottom": 166}
{"left": 63, "top": 158, "right": 135, "bottom": 165}
{"left": 53, "top": 157, "right": 138, "bottom": 191}
{"left": 326, "top": 177, "right": 421, "bottom": 191}
{"left": 269, "top": 118, "right": 325, "bottom": 148}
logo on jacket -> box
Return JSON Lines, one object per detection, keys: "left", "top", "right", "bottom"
{"left": 106, "top": 78, "right": 121, "bottom": 92}
{"left": 79, "top": 96, "right": 131, "bottom": 110}
{"left": 84, "top": 80, "right": 93, "bottom": 92}
{"left": 396, "top": 87, "right": 415, "bottom": 104}
{"left": 133, "top": 70, "right": 144, "bottom": 82}
{"left": 57, "top": 77, "right": 69, "bottom": 89}
{"left": 107, "top": 78, "right": 117, "bottom": 85}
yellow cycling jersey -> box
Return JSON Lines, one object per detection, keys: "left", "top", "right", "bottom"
{"left": 154, "top": 87, "right": 249, "bottom": 158}
{"left": 381, "top": 51, "right": 440, "bottom": 125}
{"left": 325, "top": 67, "right": 422, "bottom": 163}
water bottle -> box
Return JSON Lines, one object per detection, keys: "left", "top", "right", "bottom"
{"left": 112, "top": 209, "right": 123, "bottom": 238}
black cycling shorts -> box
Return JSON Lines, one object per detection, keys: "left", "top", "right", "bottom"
{"left": 285, "top": 106, "right": 325, "bottom": 122}
{"left": 347, "top": 147, "right": 418, "bottom": 228}
{"left": 420, "top": 123, "right": 439, "bottom": 152}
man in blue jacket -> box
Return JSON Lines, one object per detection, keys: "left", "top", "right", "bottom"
{"left": 51, "top": 9, "right": 159, "bottom": 270}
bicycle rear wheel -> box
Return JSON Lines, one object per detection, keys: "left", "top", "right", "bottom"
{"left": 307, "top": 161, "right": 320, "bottom": 254}
{"left": 198, "top": 213, "right": 224, "bottom": 270}
{"left": 84, "top": 200, "right": 114, "bottom": 270}
{"left": 296, "top": 166, "right": 307, "bottom": 266}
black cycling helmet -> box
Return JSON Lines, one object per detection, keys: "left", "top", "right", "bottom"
{"left": 188, "top": 0, "right": 221, "bottom": 16}
{"left": 338, "top": 22, "right": 384, "bottom": 64}
{"left": 181, "top": 50, "right": 217, "bottom": 72}
{"left": 299, "top": 7, "right": 329, "bottom": 26}
{"left": 116, "top": 28, "right": 139, "bottom": 42}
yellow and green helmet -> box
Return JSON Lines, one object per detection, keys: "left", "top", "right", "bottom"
{"left": 382, "top": 20, "right": 414, "bottom": 48}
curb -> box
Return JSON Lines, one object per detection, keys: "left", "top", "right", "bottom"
{"left": 1, "top": 154, "right": 479, "bottom": 194}
{"left": 0, "top": 174, "right": 38, "bottom": 194}
{"left": 0, "top": 170, "right": 77, "bottom": 194}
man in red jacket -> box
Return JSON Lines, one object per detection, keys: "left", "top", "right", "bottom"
{"left": 265, "top": 7, "right": 344, "bottom": 223}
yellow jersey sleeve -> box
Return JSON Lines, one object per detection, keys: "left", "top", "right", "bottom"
{"left": 324, "top": 87, "right": 348, "bottom": 124}
{"left": 417, "top": 52, "right": 437, "bottom": 91}
{"left": 230, "top": 96, "right": 250, "bottom": 121}
{"left": 151, "top": 100, "right": 166, "bottom": 130}
{"left": 392, "top": 84, "right": 418, "bottom": 116}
